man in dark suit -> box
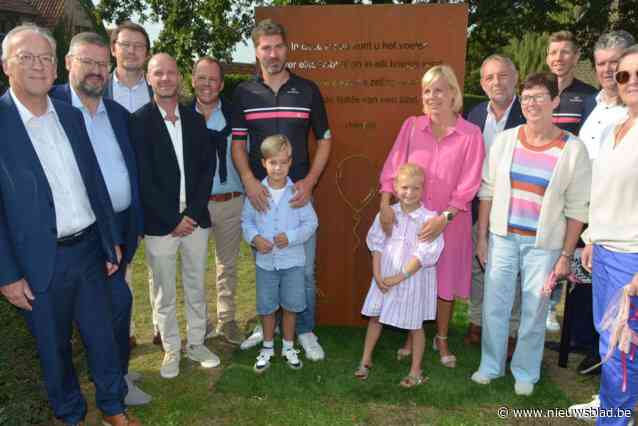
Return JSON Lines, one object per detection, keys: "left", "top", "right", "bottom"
{"left": 465, "top": 54, "right": 526, "bottom": 355}
{"left": 49, "top": 31, "right": 151, "bottom": 406}
{"left": 0, "top": 25, "right": 140, "bottom": 426}
{"left": 131, "top": 53, "right": 217, "bottom": 379}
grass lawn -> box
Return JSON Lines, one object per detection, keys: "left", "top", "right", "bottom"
{"left": 2, "top": 240, "right": 600, "bottom": 425}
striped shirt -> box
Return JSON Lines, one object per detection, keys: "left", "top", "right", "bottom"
{"left": 231, "top": 73, "right": 331, "bottom": 182}
{"left": 552, "top": 78, "right": 597, "bottom": 134}
{"left": 508, "top": 128, "right": 568, "bottom": 236}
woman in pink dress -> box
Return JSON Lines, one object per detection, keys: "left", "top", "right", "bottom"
{"left": 379, "top": 65, "right": 485, "bottom": 367}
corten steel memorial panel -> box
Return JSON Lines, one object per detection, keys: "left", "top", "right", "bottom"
{"left": 256, "top": 4, "right": 469, "bottom": 325}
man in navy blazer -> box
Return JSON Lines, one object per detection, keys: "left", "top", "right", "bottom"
{"left": 0, "top": 25, "right": 140, "bottom": 426}
{"left": 49, "top": 32, "right": 151, "bottom": 407}
{"left": 465, "top": 54, "right": 525, "bottom": 356}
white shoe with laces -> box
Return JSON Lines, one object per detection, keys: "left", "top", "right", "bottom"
{"left": 253, "top": 347, "right": 274, "bottom": 374}
{"left": 282, "top": 347, "right": 303, "bottom": 369}
{"left": 241, "top": 324, "right": 264, "bottom": 351}
{"left": 568, "top": 395, "right": 599, "bottom": 423}
{"left": 160, "top": 351, "right": 180, "bottom": 379}
{"left": 186, "top": 344, "right": 221, "bottom": 368}
{"left": 298, "top": 332, "right": 325, "bottom": 361}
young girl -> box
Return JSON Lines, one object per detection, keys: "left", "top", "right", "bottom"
{"left": 356, "top": 163, "right": 444, "bottom": 387}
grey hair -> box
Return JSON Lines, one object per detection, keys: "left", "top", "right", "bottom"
{"left": 1, "top": 23, "right": 56, "bottom": 62}
{"left": 617, "top": 44, "right": 638, "bottom": 65}
{"left": 480, "top": 54, "right": 518, "bottom": 78}
{"left": 68, "top": 32, "right": 108, "bottom": 56}
{"left": 594, "top": 31, "right": 635, "bottom": 53}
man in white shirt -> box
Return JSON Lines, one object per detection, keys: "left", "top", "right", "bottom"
{"left": 0, "top": 24, "right": 139, "bottom": 426}
{"left": 131, "top": 53, "right": 218, "bottom": 379}
{"left": 580, "top": 31, "right": 635, "bottom": 160}
{"left": 465, "top": 54, "right": 526, "bottom": 355}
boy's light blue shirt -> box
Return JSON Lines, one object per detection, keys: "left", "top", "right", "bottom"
{"left": 241, "top": 177, "right": 318, "bottom": 271}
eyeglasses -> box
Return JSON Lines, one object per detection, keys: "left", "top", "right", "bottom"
{"left": 116, "top": 41, "right": 147, "bottom": 51}
{"left": 71, "top": 56, "right": 110, "bottom": 69}
{"left": 615, "top": 70, "right": 638, "bottom": 85}
{"left": 11, "top": 52, "right": 56, "bottom": 67}
{"left": 520, "top": 93, "right": 551, "bottom": 105}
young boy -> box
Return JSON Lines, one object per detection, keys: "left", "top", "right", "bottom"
{"left": 241, "top": 135, "right": 319, "bottom": 373}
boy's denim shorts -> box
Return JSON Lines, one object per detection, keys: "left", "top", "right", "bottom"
{"left": 256, "top": 265, "right": 306, "bottom": 315}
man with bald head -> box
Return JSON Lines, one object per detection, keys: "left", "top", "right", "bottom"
{"left": 131, "top": 53, "right": 218, "bottom": 379}
{"left": 0, "top": 24, "right": 139, "bottom": 425}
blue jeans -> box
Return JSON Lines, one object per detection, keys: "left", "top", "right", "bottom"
{"left": 593, "top": 245, "right": 638, "bottom": 426}
{"left": 478, "top": 233, "right": 560, "bottom": 384}
{"left": 296, "top": 231, "right": 316, "bottom": 335}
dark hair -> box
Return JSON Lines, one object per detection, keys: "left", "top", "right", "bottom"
{"left": 110, "top": 21, "right": 150, "bottom": 51}
{"left": 192, "top": 56, "right": 225, "bottom": 80}
{"left": 251, "top": 19, "right": 287, "bottom": 47}
{"left": 521, "top": 72, "right": 559, "bottom": 99}
{"left": 69, "top": 32, "right": 108, "bottom": 55}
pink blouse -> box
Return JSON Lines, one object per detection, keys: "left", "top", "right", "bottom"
{"left": 379, "top": 114, "right": 485, "bottom": 299}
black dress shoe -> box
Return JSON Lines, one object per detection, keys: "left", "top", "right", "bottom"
{"left": 578, "top": 355, "right": 602, "bottom": 375}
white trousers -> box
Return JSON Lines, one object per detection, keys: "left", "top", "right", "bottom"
{"left": 145, "top": 226, "right": 210, "bottom": 353}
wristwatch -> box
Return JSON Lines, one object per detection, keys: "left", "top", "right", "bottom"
{"left": 441, "top": 210, "right": 454, "bottom": 222}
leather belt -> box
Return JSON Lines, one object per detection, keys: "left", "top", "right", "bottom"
{"left": 57, "top": 224, "right": 94, "bottom": 246}
{"left": 209, "top": 192, "right": 242, "bottom": 202}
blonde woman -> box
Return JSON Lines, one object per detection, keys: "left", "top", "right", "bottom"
{"left": 379, "top": 65, "right": 485, "bottom": 367}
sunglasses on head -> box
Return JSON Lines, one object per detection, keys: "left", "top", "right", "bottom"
{"left": 615, "top": 70, "right": 638, "bottom": 84}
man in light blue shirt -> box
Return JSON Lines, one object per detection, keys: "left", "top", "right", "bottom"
{"left": 192, "top": 57, "right": 246, "bottom": 345}
{"left": 50, "top": 31, "right": 151, "bottom": 406}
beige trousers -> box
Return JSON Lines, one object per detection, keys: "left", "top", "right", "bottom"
{"left": 207, "top": 196, "right": 244, "bottom": 326}
{"left": 470, "top": 222, "right": 521, "bottom": 337}
{"left": 145, "top": 226, "right": 210, "bottom": 353}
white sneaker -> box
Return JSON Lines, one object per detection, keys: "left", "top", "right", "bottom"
{"left": 282, "top": 347, "right": 303, "bottom": 369}
{"left": 298, "top": 332, "right": 325, "bottom": 361}
{"left": 126, "top": 371, "right": 142, "bottom": 382}
{"left": 186, "top": 344, "right": 221, "bottom": 368}
{"left": 514, "top": 381, "right": 534, "bottom": 396}
{"left": 568, "top": 395, "right": 599, "bottom": 423}
{"left": 160, "top": 351, "right": 180, "bottom": 379}
{"left": 253, "top": 347, "right": 274, "bottom": 374}
{"left": 240, "top": 324, "right": 263, "bottom": 351}
{"left": 546, "top": 310, "right": 561, "bottom": 332}
{"left": 470, "top": 371, "right": 491, "bottom": 385}
{"left": 124, "top": 375, "right": 152, "bottom": 406}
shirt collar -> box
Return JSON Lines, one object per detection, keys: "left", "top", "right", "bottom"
{"left": 10, "top": 88, "right": 56, "bottom": 124}
{"left": 419, "top": 114, "right": 474, "bottom": 137}
{"left": 261, "top": 176, "right": 295, "bottom": 190}
{"left": 393, "top": 202, "right": 426, "bottom": 220}
{"left": 157, "top": 103, "right": 181, "bottom": 121}
{"left": 70, "top": 85, "right": 106, "bottom": 115}
{"left": 486, "top": 96, "right": 516, "bottom": 120}
{"left": 595, "top": 90, "right": 622, "bottom": 108}
{"left": 112, "top": 70, "right": 146, "bottom": 89}
{"left": 195, "top": 98, "right": 222, "bottom": 115}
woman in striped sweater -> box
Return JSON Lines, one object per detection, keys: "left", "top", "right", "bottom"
{"left": 470, "top": 72, "right": 591, "bottom": 396}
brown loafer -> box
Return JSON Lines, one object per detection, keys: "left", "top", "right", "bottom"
{"left": 102, "top": 412, "right": 141, "bottom": 426}
{"left": 463, "top": 323, "right": 481, "bottom": 345}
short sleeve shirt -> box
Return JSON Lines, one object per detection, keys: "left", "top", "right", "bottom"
{"left": 231, "top": 73, "right": 331, "bottom": 182}
{"left": 552, "top": 78, "right": 597, "bottom": 134}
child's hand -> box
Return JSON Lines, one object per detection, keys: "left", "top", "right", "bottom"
{"left": 273, "top": 232, "right": 289, "bottom": 249}
{"left": 383, "top": 274, "right": 403, "bottom": 287}
{"left": 375, "top": 277, "right": 390, "bottom": 294}
{"left": 253, "top": 235, "right": 274, "bottom": 254}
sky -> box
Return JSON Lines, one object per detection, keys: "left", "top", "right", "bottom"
{"left": 142, "top": 20, "right": 255, "bottom": 63}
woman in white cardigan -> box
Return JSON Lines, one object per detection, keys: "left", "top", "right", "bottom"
{"left": 470, "top": 72, "right": 591, "bottom": 396}
{"left": 576, "top": 46, "right": 638, "bottom": 426}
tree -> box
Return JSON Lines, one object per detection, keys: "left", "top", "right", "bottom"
{"left": 96, "top": 0, "right": 254, "bottom": 72}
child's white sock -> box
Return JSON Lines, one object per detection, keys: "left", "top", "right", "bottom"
{"left": 282, "top": 339, "right": 294, "bottom": 351}
{"left": 263, "top": 340, "right": 274, "bottom": 350}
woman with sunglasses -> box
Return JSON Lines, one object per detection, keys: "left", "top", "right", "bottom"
{"left": 578, "top": 45, "right": 638, "bottom": 426}
{"left": 471, "top": 72, "right": 591, "bottom": 396}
